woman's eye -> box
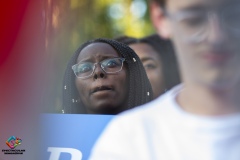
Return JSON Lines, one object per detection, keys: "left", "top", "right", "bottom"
{"left": 78, "top": 65, "right": 92, "bottom": 73}
{"left": 106, "top": 60, "right": 119, "bottom": 68}
{"left": 144, "top": 64, "right": 156, "bottom": 70}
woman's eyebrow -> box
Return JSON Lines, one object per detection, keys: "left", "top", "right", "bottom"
{"left": 99, "top": 55, "right": 118, "bottom": 60}
{"left": 141, "top": 57, "right": 156, "bottom": 63}
{"left": 77, "top": 57, "right": 92, "bottom": 63}
{"left": 77, "top": 55, "right": 119, "bottom": 63}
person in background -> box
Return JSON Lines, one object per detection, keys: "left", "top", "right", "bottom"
{"left": 89, "top": 0, "right": 240, "bottom": 159}
{"left": 62, "top": 38, "right": 153, "bottom": 114}
{"left": 116, "top": 34, "right": 180, "bottom": 99}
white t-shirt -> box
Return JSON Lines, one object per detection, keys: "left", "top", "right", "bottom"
{"left": 89, "top": 85, "right": 240, "bottom": 160}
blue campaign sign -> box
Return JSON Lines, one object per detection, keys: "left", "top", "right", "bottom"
{"left": 41, "top": 114, "right": 114, "bottom": 160}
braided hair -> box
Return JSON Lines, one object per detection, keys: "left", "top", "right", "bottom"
{"left": 62, "top": 38, "right": 153, "bottom": 114}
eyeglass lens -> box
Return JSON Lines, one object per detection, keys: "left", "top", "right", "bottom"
{"left": 73, "top": 58, "right": 124, "bottom": 78}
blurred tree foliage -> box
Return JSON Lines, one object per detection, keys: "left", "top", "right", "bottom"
{"left": 44, "top": 0, "right": 155, "bottom": 113}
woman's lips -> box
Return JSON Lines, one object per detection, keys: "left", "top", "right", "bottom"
{"left": 90, "top": 86, "right": 113, "bottom": 94}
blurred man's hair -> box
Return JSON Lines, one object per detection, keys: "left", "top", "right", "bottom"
{"left": 150, "top": 0, "right": 166, "bottom": 7}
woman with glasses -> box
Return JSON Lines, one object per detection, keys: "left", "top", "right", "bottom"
{"left": 62, "top": 38, "right": 153, "bottom": 114}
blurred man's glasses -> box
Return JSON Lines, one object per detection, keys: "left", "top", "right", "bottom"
{"left": 165, "top": 4, "right": 240, "bottom": 43}
{"left": 72, "top": 57, "right": 125, "bottom": 79}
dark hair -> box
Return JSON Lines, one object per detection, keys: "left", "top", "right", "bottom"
{"left": 150, "top": 0, "right": 166, "bottom": 7}
{"left": 115, "top": 34, "right": 180, "bottom": 91}
{"left": 62, "top": 38, "right": 153, "bottom": 114}
{"left": 114, "top": 36, "right": 139, "bottom": 45}
{"left": 140, "top": 34, "right": 180, "bottom": 91}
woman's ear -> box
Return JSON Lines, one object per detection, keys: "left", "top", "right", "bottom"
{"left": 150, "top": 1, "right": 172, "bottom": 39}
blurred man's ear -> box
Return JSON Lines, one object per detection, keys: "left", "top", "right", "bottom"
{"left": 150, "top": 1, "right": 171, "bottom": 39}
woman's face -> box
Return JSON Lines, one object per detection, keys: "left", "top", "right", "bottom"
{"left": 75, "top": 42, "right": 128, "bottom": 114}
{"left": 130, "top": 43, "right": 164, "bottom": 99}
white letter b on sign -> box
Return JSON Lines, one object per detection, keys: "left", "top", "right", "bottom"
{"left": 48, "top": 147, "right": 82, "bottom": 160}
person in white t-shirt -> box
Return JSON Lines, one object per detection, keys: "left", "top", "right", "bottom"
{"left": 89, "top": 0, "right": 240, "bottom": 159}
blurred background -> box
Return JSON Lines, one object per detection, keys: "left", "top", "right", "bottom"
{"left": 44, "top": 0, "right": 156, "bottom": 113}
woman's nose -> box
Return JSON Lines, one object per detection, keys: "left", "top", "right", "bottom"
{"left": 93, "top": 64, "right": 106, "bottom": 80}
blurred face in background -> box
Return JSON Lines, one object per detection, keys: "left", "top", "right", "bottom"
{"left": 153, "top": 0, "right": 240, "bottom": 90}
{"left": 130, "top": 43, "right": 165, "bottom": 98}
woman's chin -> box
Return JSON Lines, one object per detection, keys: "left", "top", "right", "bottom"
{"left": 90, "top": 102, "right": 121, "bottom": 114}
